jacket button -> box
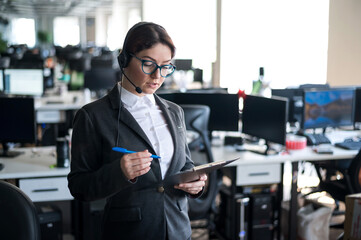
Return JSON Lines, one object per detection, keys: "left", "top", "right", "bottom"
{"left": 157, "top": 186, "right": 164, "bottom": 193}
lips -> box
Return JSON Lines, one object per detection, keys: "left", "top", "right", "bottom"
{"left": 147, "top": 82, "right": 159, "bottom": 88}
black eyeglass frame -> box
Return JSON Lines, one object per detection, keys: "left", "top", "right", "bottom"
{"left": 129, "top": 53, "right": 176, "bottom": 78}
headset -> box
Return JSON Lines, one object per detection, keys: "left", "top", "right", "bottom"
{"left": 118, "top": 22, "right": 148, "bottom": 69}
{"left": 116, "top": 22, "right": 155, "bottom": 146}
{"left": 117, "top": 22, "right": 156, "bottom": 94}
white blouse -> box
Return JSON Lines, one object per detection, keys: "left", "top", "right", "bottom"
{"left": 120, "top": 87, "right": 174, "bottom": 179}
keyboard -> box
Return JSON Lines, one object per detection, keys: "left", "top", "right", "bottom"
{"left": 303, "top": 133, "right": 331, "bottom": 145}
{"left": 335, "top": 141, "right": 361, "bottom": 151}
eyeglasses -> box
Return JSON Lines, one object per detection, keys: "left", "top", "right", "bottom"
{"left": 130, "top": 53, "right": 176, "bottom": 78}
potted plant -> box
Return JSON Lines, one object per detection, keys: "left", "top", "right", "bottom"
{"left": 0, "top": 32, "right": 7, "bottom": 55}
{"left": 37, "top": 30, "right": 52, "bottom": 45}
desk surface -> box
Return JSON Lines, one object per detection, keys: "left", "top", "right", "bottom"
{"left": 1, "top": 143, "right": 358, "bottom": 179}
{"left": 0, "top": 147, "right": 69, "bottom": 179}
{"left": 212, "top": 143, "right": 359, "bottom": 167}
{"left": 35, "top": 90, "right": 92, "bottom": 111}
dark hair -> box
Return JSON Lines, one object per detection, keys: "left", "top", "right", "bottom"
{"left": 124, "top": 22, "right": 176, "bottom": 58}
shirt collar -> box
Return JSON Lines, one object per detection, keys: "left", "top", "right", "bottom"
{"left": 120, "top": 85, "right": 156, "bottom": 108}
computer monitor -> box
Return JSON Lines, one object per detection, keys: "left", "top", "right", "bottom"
{"left": 272, "top": 88, "right": 304, "bottom": 123}
{"left": 302, "top": 88, "right": 355, "bottom": 130}
{"left": 353, "top": 88, "right": 361, "bottom": 124}
{"left": 84, "top": 68, "right": 119, "bottom": 92}
{"left": 242, "top": 95, "right": 288, "bottom": 154}
{"left": 174, "top": 59, "right": 193, "bottom": 71}
{"left": 10, "top": 57, "right": 44, "bottom": 69}
{"left": 4, "top": 69, "right": 44, "bottom": 96}
{"left": 157, "top": 92, "right": 239, "bottom": 132}
{"left": 299, "top": 83, "right": 330, "bottom": 90}
{"left": 0, "top": 97, "right": 36, "bottom": 157}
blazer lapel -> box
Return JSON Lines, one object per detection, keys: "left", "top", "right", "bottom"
{"left": 155, "top": 95, "right": 182, "bottom": 177}
{"left": 108, "top": 85, "right": 154, "bottom": 153}
{"left": 108, "top": 85, "right": 161, "bottom": 180}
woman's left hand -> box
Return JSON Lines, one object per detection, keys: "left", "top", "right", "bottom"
{"left": 174, "top": 174, "right": 207, "bottom": 195}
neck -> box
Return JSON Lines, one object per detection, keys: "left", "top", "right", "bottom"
{"left": 120, "top": 80, "right": 145, "bottom": 97}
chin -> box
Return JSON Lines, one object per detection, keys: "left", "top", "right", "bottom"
{"left": 144, "top": 87, "right": 159, "bottom": 94}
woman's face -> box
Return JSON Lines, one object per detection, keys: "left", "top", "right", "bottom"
{"left": 123, "top": 43, "right": 173, "bottom": 96}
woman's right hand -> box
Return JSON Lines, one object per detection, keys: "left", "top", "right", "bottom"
{"left": 120, "top": 150, "right": 153, "bottom": 181}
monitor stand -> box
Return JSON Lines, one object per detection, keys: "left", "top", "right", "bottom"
{"left": 0, "top": 142, "right": 24, "bottom": 158}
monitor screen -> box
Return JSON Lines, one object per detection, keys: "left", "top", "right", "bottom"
{"left": 174, "top": 59, "right": 192, "bottom": 71}
{"left": 302, "top": 88, "right": 355, "bottom": 129}
{"left": 354, "top": 88, "right": 361, "bottom": 123}
{"left": 84, "top": 68, "right": 119, "bottom": 91}
{"left": 272, "top": 88, "right": 304, "bottom": 123}
{"left": 157, "top": 92, "right": 239, "bottom": 132}
{"left": 242, "top": 95, "right": 288, "bottom": 145}
{"left": 4, "top": 69, "right": 44, "bottom": 96}
{"left": 0, "top": 97, "right": 36, "bottom": 143}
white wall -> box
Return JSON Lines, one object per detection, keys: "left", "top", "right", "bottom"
{"left": 327, "top": 0, "right": 361, "bottom": 87}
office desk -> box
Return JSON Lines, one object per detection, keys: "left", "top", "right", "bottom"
{"left": 212, "top": 144, "right": 359, "bottom": 240}
{"left": 35, "top": 91, "right": 91, "bottom": 123}
{"left": 1, "top": 143, "right": 358, "bottom": 240}
{"left": 0, "top": 147, "right": 72, "bottom": 202}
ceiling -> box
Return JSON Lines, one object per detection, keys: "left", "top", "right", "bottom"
{"left": 0, "top": 0, "right": 141, "bottom": 17}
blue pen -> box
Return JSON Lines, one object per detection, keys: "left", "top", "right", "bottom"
{"left": 112, "top": 147, "right": 161, "bottom": 159}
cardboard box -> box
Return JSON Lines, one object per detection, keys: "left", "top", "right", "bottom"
{"left": 344, "top": 193, "right": 361, "bottom": 240}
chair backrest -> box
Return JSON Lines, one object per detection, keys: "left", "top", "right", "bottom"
{"left": 0, "top": 180, "right": 41, "bottom": 240}
{"left": 180, "top": 104, "right": 214, "bottom": 163}
{"left": 180, "top": 104, "right": 221, "bottom": 220}
{"left": 317, "top": 149, "right": 361, "bottom": 202}
{"left": 348, "top": 149, "right": 361, "bottom": 193}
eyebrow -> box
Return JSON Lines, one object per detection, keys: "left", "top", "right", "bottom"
{"left": 142, "top": 56, "right": 172, "bottom": 64}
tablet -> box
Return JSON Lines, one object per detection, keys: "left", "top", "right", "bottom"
{"left": 163, "top": 158, "right": 239, "bottom": 186}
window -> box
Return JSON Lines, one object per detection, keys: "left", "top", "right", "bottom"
{"left": 10, "top": 18, "right": 36, "bottom": 48}
{"left": 143, "top": 0, "right": 217, "bottom": 84}
{"left": 221, "top": 0, "right": 330, "bottom": 93}
{"left": 54, "top": 17, "right": 80, "bottom": 47}
{"left": 107, "top": 8, "right": 141, "bottom": 51}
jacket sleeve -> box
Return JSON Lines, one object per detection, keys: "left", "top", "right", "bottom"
{"left": 67, "top": 108, "right": 132, "bottom": 202}
{"left": 177, "top": 105, "right": 204, "bottom": 198}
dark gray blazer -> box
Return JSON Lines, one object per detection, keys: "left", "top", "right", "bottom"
{"left": 68, "top": 85, "right": 195, "bottom": 240}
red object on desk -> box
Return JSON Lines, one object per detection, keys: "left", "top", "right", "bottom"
{"left": 286, "top": 135, "right": 307, "bottom": 150}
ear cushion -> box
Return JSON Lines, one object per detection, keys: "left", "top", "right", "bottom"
{"left": 117, "top": 51, "right": 128, "bottom": 69}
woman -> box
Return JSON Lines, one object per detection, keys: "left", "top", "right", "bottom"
{"left": 68, "top": 22, "right": 207, "bottom": 240}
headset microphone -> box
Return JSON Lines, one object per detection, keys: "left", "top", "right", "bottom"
{"left": 122, "top": 71, "right": 143, "bottom": 94}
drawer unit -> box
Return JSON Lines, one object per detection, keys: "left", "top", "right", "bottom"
{"left": 37, "top": 110, "right": 66, "bottom": 123}
{"left": 19, "top": 177, "right": 73, "bottom": 202}
{"left": 236, "top": 163, "right": 281, "bottom": 186}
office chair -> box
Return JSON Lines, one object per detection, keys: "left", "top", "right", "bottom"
{"left": 180, "top": 104, "right": 222, "bottom": 233}
{"left": 308, "top": 149, "right": 361, "bottom": 238}
{"left": 0, "top": 180, "right": 41, "bottom": 240}
{"left": 312, "top": 149, "right": 361, "bottom": 203}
